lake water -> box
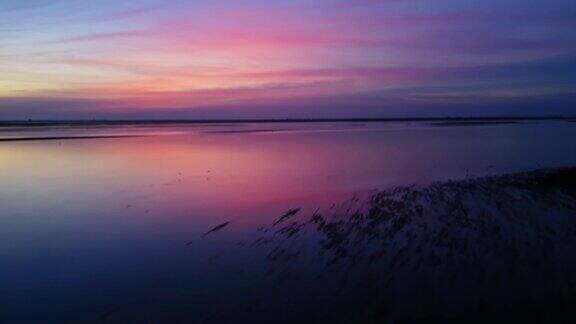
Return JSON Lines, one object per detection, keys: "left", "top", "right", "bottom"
{"left": 1, "top": 120, "right": 576, "bottom": 322}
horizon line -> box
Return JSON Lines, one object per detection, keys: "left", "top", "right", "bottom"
{"left": 1, "top": 115, "right": 575, "bottom": 127}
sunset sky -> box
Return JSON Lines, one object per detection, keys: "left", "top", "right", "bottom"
{"left": 1, "top": 0, "right": 575, "bottom": 119}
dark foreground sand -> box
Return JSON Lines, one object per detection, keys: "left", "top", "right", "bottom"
{"left": 99, "top": 168, "right": 576, "bottom": 323}
{"left": 227, "top": 168, "right": 576, "bottom": 323}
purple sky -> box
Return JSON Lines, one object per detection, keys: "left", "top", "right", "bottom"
{"left": 1, "top": 0, "right": 575, "bottom": 119}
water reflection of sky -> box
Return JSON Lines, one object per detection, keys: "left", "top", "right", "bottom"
{"left": 1, "top": 121, "right": 576, "bottom": 321}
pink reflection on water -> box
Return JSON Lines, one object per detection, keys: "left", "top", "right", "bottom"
{"left": 2, "top": 122, "right": 576, "bottom": 322}
{"left": 1, "top": 121, "right": 575, "bottom": 232}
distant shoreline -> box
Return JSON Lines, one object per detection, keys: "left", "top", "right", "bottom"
{"left": 0, "top": 116, "right": 575, "bottom": 127}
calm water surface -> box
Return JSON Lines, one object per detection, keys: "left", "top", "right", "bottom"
{"left": 1, "top": 121, "right": 575, "bottom": 321}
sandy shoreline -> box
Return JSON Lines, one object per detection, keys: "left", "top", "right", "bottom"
{"left": 0, "top": 135, "right": 146, "bottom": 142}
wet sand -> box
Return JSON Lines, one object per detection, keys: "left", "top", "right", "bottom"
{"left": 430, "top": 120, "right": 519, "bottom": 127}
{"left": 213, "top": 167, "right": 576, "bottom": 323}
{"left": 0, "top": 135, "right": 145, "bottom": 142}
